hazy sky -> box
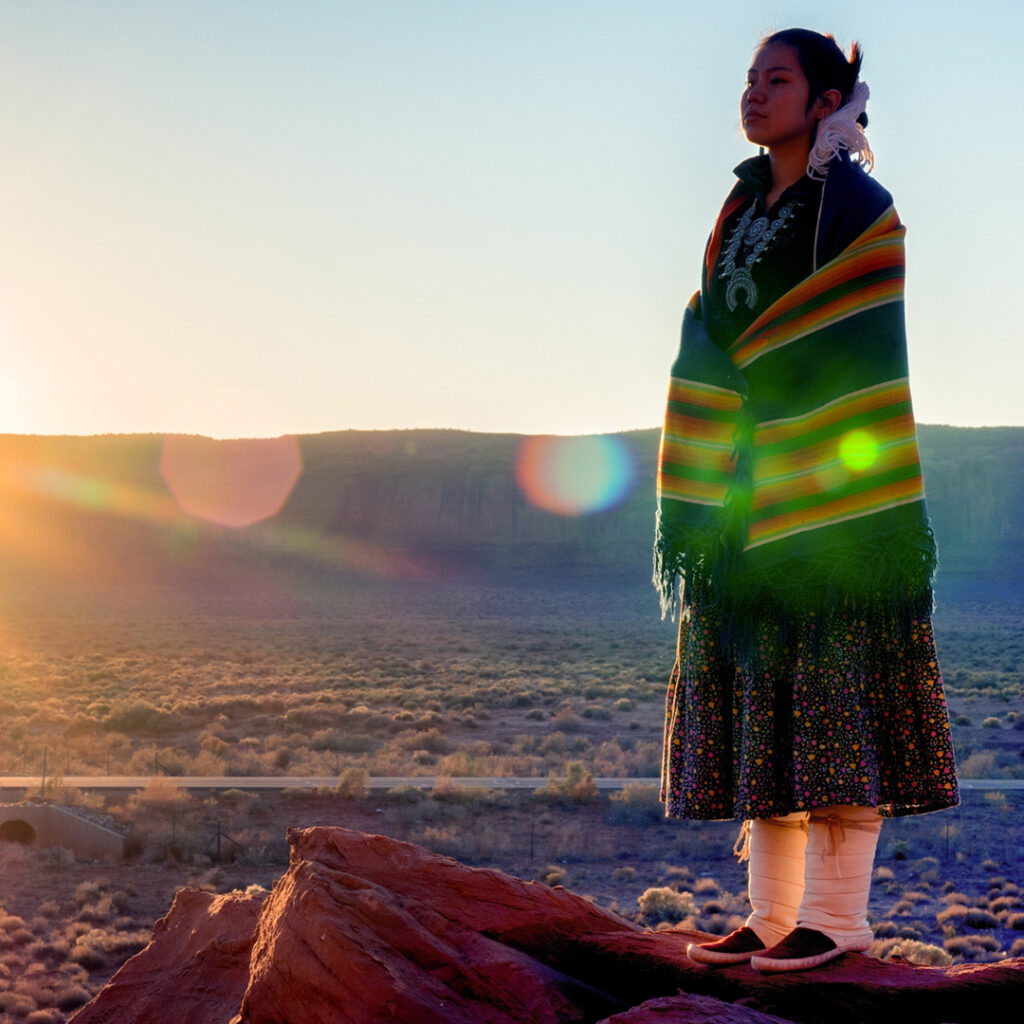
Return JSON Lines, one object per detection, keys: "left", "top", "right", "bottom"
{"left": 0, "top": 1, "right": 1020, "bottom": 438}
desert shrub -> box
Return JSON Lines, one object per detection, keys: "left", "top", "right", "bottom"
{"left": 525, "top": 708, "right": 545, "bottom": 720}
{"left": 540, "top": 864, "right": 567, "bottom": 887}
{"left": 963, "top": 908, "right": 999, "bottom": 929}
{"left": 333, "top": 733, "right": 376, "bottom": 753}
{"left": 74, "top": 882, "right": 102, "bottom": 907}
{"left": 982, "top": 717, "right": 1002, "bottom": 729}
{"left": 582, "top": 705, "right": 611, "bottom": 721}
{"left": 936, "top": 904, "right": 968, "bottom": 927}
{"left": 104, "top": 700, "right": 175, "bottom": 734}
{"left": 873, "top": 866, "right": 895, "bottom": 881}
{"left": 1010, "top": 938, "right": 1024, "bottom": 956}
{"left": 217, "top": 789, "right": 258, "bottom": 811}
{"left": 76, "top": 894, "right": 117, "bottom": 924}
{"left": 637, "top": 887, "right": 697, "bottom": 925}
{"left": 534, "top": 762, "right": 599, "bottom": 806}
{"left": 550, "top": 708, "right": 583, "bottom": 733}
{"left": 614, "top": 698, "right": 634, "bottom": 711}
{"left": 69, "top": 942, "right": 108, "bottom": 970}
{"left": 27, "top": 1008, "right": 65, "bottom": 1024}
{"left": 900, "top": 890, "right": 931, "bottom": 904}
{"left": 887, "top": 939, "right": 952, "bottom": 966}
{"left": 0, "top": 992, "right": 36, "bottom": 1016}
{"left": 886, "top": 838, "right": 912, "bottom": 860}
{"left": 309, "top": 729, "right": 343, "bottom": 751}
{"left": 911, "top": 856, "right": 939, "bottom": 876}
{"left": 399, "top": 728, "right": 451, "bottom": 754}
{"left": 605, "top": 785, "right": 663, "bottom": 825}
{"left": 128, "top": 777, "right": 190, "bottom": 815}
{"left": 981, "top": 859, "right": 1000, "bottom": 871}
{"left": 335, "top": 766, "right": 369, "bottom": 799}
{"left": 959, "top": 750, "right": 997, "bottom": 778}
{"left": 386, "top": 784, "right": 426, "bottom": 805}
{"left": 612, "top": 866, "right": 636, "bottom": 881}
{"left": 944, "top": 934, "right": 1000, "bottom": 959}
{"left": 873, "top": 920, "right": 898, "bottom": 937}
{"left": 52, "top": 980, "right": 92, "bottom": 1011}
{"left": 1006, "top": 913, "right": 1024, "bottom": 931}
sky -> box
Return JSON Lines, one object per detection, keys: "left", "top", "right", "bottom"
{"left": 0, "top": 0, "right": 1020, "bottom": 439}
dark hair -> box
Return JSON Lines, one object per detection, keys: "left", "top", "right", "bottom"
{"left": 761, "top": 28, "right": 867, "bottom": 128}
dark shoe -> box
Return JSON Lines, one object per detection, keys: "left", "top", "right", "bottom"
{"left": 750, "top": 927, "right": 853, "bottom": 972}
{"left": 686, "top": 926, "right": 766, "bottom": 965}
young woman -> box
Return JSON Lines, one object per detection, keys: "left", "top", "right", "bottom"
{"left": 654, "top": 29, "right": 959, "bottom": 973}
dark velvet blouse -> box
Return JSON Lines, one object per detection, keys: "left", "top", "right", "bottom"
{"left": 703, "top": 155, "right": 824, "bottom": 352}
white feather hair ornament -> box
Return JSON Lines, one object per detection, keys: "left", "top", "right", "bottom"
{"left": 807, "top": 80, "right": 874, "bottom": 179}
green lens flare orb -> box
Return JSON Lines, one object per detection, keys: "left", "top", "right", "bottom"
{"left": 838, "top": 430, "right": 879, "bottom": 471}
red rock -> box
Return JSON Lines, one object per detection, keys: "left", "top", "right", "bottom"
{"left": 237, "top": 856, "right": 613, "bottom": 1023}
{"left": 70, "top": 887, "right": 265, "bottom": 1024}
{"left": 600, "top": 992, "right": 795, "bottom": 1023}
{"left": 73, "top": 827, "right": 1024, "bottom": 1024}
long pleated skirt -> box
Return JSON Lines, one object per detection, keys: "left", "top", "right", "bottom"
{"left": 660, "top": 602, "right": 960, "bottom": 820}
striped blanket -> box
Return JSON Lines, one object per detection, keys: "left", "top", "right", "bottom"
{"left": 654, "top": 204, "right": 936, "bottom": 637}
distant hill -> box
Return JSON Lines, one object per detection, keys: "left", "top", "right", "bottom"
{"left": 0, "top": 426, "right": 1020, "bottom": 599}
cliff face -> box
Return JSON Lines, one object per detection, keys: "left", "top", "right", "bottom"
{"left": 1, "top": 426, "right": 1021, "bottom": 589}
{"left": 70, "top": 827, "right": 1024, "bottom": 1024}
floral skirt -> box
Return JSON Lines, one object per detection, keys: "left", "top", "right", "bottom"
{"left": 660, "top": 602, "right": 960, "bottom": 820}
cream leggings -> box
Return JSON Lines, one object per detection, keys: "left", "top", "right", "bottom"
{"left": 738, "top": 805, "right": 882, "bottom": 950}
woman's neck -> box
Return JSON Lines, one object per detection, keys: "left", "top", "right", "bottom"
{"left": 766, "top": 145, "right": 810, "bottom": 209}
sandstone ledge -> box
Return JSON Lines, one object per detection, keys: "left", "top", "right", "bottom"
{"left": 71, "top": 827, "right": 1024, "bottom": 1024}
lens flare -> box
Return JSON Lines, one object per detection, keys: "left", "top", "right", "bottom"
{"left": 838, "top": 430, "right": 880, "bottom": 472}
{"left": 515, "top": 434, "right": 635, "bottom": 516}
{"left": 160, "top": 435, "right": 302, "bottom": 528}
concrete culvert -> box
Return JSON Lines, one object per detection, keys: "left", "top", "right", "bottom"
{"left": 0, "top": 819, "right": 36, "bottom": 845}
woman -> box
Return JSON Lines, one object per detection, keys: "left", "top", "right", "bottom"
{"left": 654, "top": 29, "right": 959, "bottom": 973}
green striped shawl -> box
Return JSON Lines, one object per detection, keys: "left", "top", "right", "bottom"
{"left": 654, "top": 205, "right": 937, "bottom": 639}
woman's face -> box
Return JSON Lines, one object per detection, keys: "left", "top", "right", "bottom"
{"left": 741, "top": 42, "right": 821, "bottom": 153}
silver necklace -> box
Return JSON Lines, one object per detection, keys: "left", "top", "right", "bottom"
{"left": 718, "top": 198, "right": 801, "bottom": 311}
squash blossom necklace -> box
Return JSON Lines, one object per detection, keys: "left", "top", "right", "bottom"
{"left": 719, "top": 197, "right": 802, "bottom": 311}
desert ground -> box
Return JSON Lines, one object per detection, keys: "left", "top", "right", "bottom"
{"left": 0, "top": 576, "right": 1022, "bottom": 1021}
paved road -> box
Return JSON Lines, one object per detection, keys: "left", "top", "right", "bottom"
{"left": 0, "top": 775, "right": 1019, "bottom": 792}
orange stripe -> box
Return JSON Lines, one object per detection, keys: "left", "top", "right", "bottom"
{"left": 752, "top": 439, "right": 921, "bottom": 510}
{"left": 664, "top": 412, "right": 738, "bottom": 443}
{"left": 754, "top": 413, "right": 916, "bottom": 481}
{"left": 731, "top": 276, "right": 903, "bottom": 368}
{"left": 747, "top": 475, "right": 924, "bottom": 546}
{"left": 668, "top": 378, "right": 744, "bottom": 413}
{"left": 755, "top": 381, "right": 910, "bottom": 447}
{"left": 659, "top": 478, "right": 729, "bottom": 504}
{"left": 662, "top": 438, "right": 737, "bottom": 471}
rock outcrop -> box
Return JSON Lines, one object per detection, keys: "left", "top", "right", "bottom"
{"left": 71, "top": 827, "right": 1024, "bottom": 1024}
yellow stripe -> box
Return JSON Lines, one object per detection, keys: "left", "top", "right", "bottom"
{"left": 661, "top": 438, "right": 737, "bottom": 472}
{"left": 754, "top": 413, "right": 917, "bottom": 484}
{"left": 732, "top": 277, "right": 903, "bottom": 369}
{"left": 754, "top": 380, "right": 911, "bottom": 447}
{"left": 668, "top": 377, "right": 744, "bottom": 413}
{"left": 658, "top": 478, "right": 729, "bottom": 505}
{"left": 752, "top": 438, "right": 921, "bottom": 511}
{"left": 747, "top": 476, "right": 925, "bottom": 548}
